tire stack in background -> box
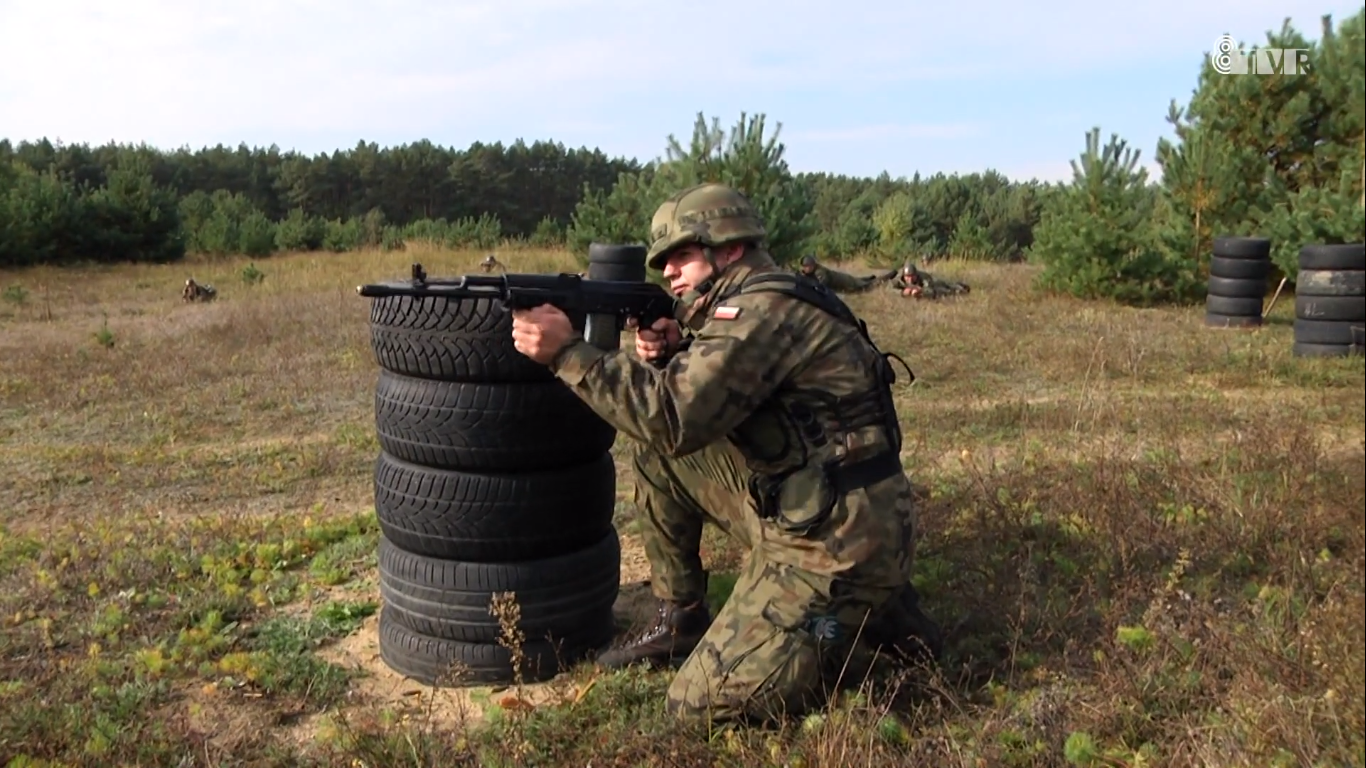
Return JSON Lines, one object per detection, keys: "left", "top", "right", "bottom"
{"left": 586, "top": 242, "right": 651, "bottom": 283}
{"left": 1293, "top": 242, "right": 1366, "bottom": 357}
{"left": 1205, "top": 236, "right": 1272, "bottom": 328}
{"left": 362, "top": 268, "right": 622, "bottom": 686}
{"left": 582, "top": 243, "right": 669, "bottom": 364}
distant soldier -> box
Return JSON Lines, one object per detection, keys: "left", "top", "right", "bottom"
{"left": 182, "top": 278, "right": 217, "bottom": 303}
{"left": 480, "top": 254, "right": 506, "bottom": 273}
{"left": 892, "top": 261, "right": 970, "bottom": 299}
{"left": 798, "top": 254, "right": 897, "bottom": 294}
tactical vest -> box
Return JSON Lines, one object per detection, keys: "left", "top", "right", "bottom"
{"left": 713, "top": 271, "right": 915, "bottom": 535}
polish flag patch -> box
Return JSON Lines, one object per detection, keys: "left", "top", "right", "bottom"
{"left": 713, "top": 305, "right": 742, "bottom": 320}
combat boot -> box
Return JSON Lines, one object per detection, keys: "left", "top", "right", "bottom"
{"left": 597, "top": 598, "right": 712, "bottom": 670}
{"left": 864, "top": 584, "right": 944, "bottom": 668}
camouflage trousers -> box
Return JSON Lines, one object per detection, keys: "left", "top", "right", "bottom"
{"left": 631, "top": 439, "right": 918, "bottom": 723}
{"left": 922, "top": 279, "right": 970, "bottom": 298}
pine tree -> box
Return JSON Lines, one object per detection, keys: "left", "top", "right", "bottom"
{"left": 1254, "top": 13, "right": 1365, "bottom": 274}
{"left": 83, "top": 153, "right": 185, "bottom": 264}
{"left": 1158, "top": 11, "right": 1364, "bottom": 276}
{"left": 566, "top": 112, "right": 817, "bottom": 266}
{"left": 1155, "top": 101, "right": 1269, "bottom": 272}
{"left": 871, "top": 191, "right": 915, "bottom": 259}
{"left": 948, "top": 209, "right": 993, "bottom": 259}
{"left": 1029, "top": 128, "right": 1200, "bottom": 305}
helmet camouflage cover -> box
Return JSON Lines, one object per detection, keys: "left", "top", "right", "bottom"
{"left": 646, "top": 183, "right": 767, "bottom": 270}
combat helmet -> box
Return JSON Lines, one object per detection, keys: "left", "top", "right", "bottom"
{"left": 646, "top": 183, "right": 767, "bottom": 271}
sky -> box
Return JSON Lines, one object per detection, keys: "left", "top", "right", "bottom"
{"left": 0, "top": 0, "right": 1362, "bottom": 184}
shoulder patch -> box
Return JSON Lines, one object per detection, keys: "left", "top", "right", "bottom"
{"left": 713, "top": 305, "right": 742, "bottom": 320}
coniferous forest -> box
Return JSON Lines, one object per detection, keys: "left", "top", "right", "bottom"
{"left": 1, "top": 12, "right": 1361, "bottom": 307}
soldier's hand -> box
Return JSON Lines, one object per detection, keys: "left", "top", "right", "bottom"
{"left": 510, "top": 305, "right": 576, "bottom": 365}
{"left": 634, "top": 317, "right": 682, "bottom": 361}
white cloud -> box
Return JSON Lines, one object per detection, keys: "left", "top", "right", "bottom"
{"left": 1000, "top": 162, "right": 1076, "bottom": 184}
{"left": 0, "top": 0, "right": 1357, "bottom": 169}
{"left": 999, "top": 160, "right": 1166, "bottom": 184}
{"left": 791, "top": 123, "right": 987, "bottom": 142}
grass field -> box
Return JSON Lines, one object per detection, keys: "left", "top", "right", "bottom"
{"left": 1, "top": 244, "right": 1362, "bottom": 767}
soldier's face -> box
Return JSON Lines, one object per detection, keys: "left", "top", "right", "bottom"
{"left": 661, "top": 244, "right": 740, "bottom": 296}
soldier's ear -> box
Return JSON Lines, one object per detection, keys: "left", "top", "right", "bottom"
{"left": 720, "top": 243, "right": 747, "bottom": 264}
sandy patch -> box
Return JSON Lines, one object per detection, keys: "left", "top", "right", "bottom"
{"left": 285, "top": 532, "right": 664, "bottom": 751}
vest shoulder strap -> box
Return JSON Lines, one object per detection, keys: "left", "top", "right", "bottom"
{"left": 733, "top": 272, "right": 860, "bottom": 327}
{"left": 731, "top": 271, "right": 917, "bottom": 385}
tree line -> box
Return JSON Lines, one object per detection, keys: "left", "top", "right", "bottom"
{"left": 564, "top": 113, "right": 1053, "bottom": 268}
{"left": 0, "top": 139, "right": 642, "bottom": 266}
{"left": 0, "top": 127, "right": 1053, "bottom": 270}
{"left": 2, "top": 9, "right": 1361, "bottom": 309}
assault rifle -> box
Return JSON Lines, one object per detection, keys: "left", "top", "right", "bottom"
{"left": 357, "top": 262, "right": 680, "bottom": 351}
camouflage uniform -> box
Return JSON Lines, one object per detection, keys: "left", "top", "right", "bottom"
{"left": 799, "top": 255, "right": 898, "bottom": 294}
{"left": 182, "top": 278, "right": 217, "bottom": 302}
{"left": 891, "top": 262, "right": 970, "bottom": 299}
{"left": 543, "top": 184, "right": 942, "bottom": 724}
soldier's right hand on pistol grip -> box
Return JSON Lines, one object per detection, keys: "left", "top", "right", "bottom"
{"left": 635, "top": 317, "right": 682, "bottom": 361}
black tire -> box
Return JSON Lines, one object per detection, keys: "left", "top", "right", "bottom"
{"left": 588, "top": 243, "right": 648, "bottom": 265}
{"left": 1293, "top": 295, "right": 1366, "bottom": 322}
{"left": 1207, "top": 276, "right": 1266, "bottom": 299}
{"left": 1212, "top": 236, "right": 1271, "bottom": 259}
{"left": 1209, "top": 255, "right": 1270, "bottom": 280}
{"left": 377, "top": 605, "right": 611, "bottom": 687}
{"left": 1205, "top": 296, "right": 1264, "bottom": 316}
{"left": 379, "top": 530, "right": 620, "bottom": 644}
{"left": 374, "top": 450, "right": 617, "bottom": 562}
{"left": 368, "top": 294, "right": 557, "bottom": 383}
{"left": 374, "top": 370, "right": 616, "bottom": 472}
{"left": 1292, "top": 342, "right": 1364, "bottom": 358}
{"left": 1298, "top": 243, "right": 1365, "bottom": 271}
{"left": 587, "top": 243, "right": 647, "bottom": 283}
{"left": 587, "top": 263, "right": 648, "bottom": 282}
{"left": 1205, "top": 312, "right": 1262, "bottom": 328}
{"left": 1293, "top": 318, "right": 1365, "bottom": 346}
{"left": 1295, "top": 269, "right": 1365, "bottom": 297}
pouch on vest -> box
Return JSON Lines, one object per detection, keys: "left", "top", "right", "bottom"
{"left": 756, "top": 461, "right": 838, "bottom": 537}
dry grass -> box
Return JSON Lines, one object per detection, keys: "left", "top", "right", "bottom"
{"left": 0, "top": 246, "right": 1361, "bottom": 767}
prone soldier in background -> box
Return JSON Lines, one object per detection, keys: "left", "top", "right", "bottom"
{"left": 798, "top": 254, "right": 898, "bottom": 294}
{"left": 509, "top": 182, "right": 943, "bottom": 726}
{"left": 182, "top": 278, "right": 217, "bottom": 303}
{"left": 893, "top": 261, "right": 971, "bottom": 299}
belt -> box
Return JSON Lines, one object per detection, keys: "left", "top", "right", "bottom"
{"left": 748, "top": 449, "right": 905, "bottom": 529}
{"left": 829, "top": 450, "right": 904, "bottom": 492}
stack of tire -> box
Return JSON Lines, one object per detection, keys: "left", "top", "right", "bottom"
{"left": 363, "top": 263, "right": 623, "bottom": 686}
{"left": 1205, "top": 236, "right": 1272, "bottom": 328}
{"left": 1293, "top": 243, "right": 1366, "bottom": 357}
{"left": 583, "top": 243, "right": 651, "bottom": 283}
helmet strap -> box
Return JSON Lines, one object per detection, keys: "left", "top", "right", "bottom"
{"left": 694, "top": 245, "right": 722, "bottom": 296}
